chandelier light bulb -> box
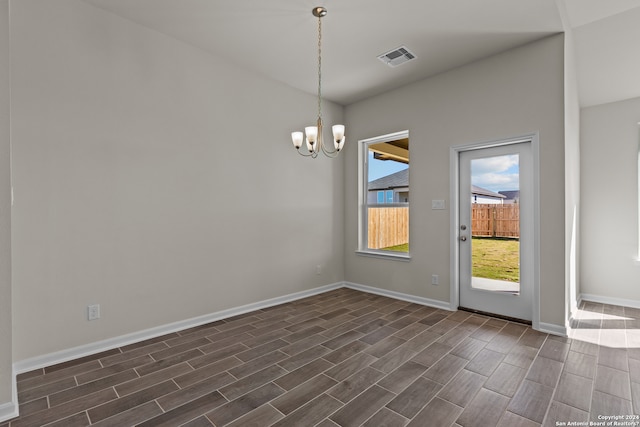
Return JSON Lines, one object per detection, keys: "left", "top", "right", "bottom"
{"left": 305, "top": 126, "right": 318, "bottom": 143}
{"left": 291, "top": 132, "right": 304, "bottom": 149}
{"left": 304, "top": 126, "right": 316, "bottom": 152}
{"left": 332, "top": 125, "right": 345, "bottom": 140}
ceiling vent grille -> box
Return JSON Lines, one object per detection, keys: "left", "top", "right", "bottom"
{"left": 377, "top": 46, "right": 416, "bottom": 68}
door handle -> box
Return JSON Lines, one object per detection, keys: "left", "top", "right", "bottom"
{"left": 460, "top": 235, "right": 467, "bottom": 241}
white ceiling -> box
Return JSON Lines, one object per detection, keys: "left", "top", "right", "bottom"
{"left": 568, "top": 1, "right": 640, "bottom": 107}
{"left": 82, "top": 0, "right": 640, "bottom": 107}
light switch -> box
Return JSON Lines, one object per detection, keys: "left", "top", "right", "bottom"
{"left": 432, "top": 199, "right": 446, "bottom": 210}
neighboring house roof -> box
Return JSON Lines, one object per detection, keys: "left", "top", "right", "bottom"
{"left": 368, "top": 168, "right": 409, "bottom": 191}
{"left": 498, "top": 190, "right": 520, "bottom": 200}
{"left": 368, "top": 174, "right": 507, "bottom": 200}
{"left": 472, "top": 185, "right": 506, "bottom": 199}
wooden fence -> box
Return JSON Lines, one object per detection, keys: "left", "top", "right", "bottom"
{"left": 367, "top": 204, "right": 518, "bottom": 249}
{"left": 368, "top": 206, "right": 409, "bottom": 249}
{"left": 472, "top": 204, "right": 519, "bottom": 238}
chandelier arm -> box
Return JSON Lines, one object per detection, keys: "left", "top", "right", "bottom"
{"left": 295, "top": 148, "right": 316, "bottom": 158}
{"left": 296, "top": 148, "right": 318, "bottom": 159}
{"left": 320, "top": 143, "right": 340, "bottom": 157}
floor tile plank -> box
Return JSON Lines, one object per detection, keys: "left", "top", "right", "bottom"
{"left": 594, "top": 365, "right": 632, "bottom": 400}
{"left": 406, "top": 397, "right": 463, "bottom": 427}
{"left": 136, "top": 392, "right": 227, "bottom": 427}
{"left": 328, "top": 367, "right": 386, "bottom": 404}
{"left": 270, "top": 375, "right": 336, "bottom": 415}
{"left": 438, "top": 369, "right": 487, "bottom": 407}
{"left": 456, "top": 388, "right": 510, "bottom": 427}
{"left": 205, "top": 382, "right": 284, "bottom": 426}
{"left": 329, "top": 385, "right": 395, "bottom": 427}
{"left": 271, "top": 394, "right": 342, "bottom": 427}
{"left": 88, "top": 380, "right": 178, "bottom": 423}
{"left": 225, "top": 403, "right": 284, "bottom": 427}
{"left": 378, "top": 361, "right": 427, "bottom": 394}
{"left": 507, "top": 380, "right": 554, "bottom": 423}
{"left": 362, "top": 407, "right": 408, "bottom": 427}
{"left": 484, "top": 363, "right": 527, "bottom": 397}
{"left": 386, "top": 377, "right": 443, "bottom": 419}
{"left": 553, "top": 371, "right": 593, "bottom": 411}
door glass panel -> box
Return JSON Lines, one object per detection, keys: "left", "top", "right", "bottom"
{"left": 470, "top": 154, "right": 520, "bottom": 295}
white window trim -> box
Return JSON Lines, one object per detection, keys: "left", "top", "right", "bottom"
{"left": 357, "top": 130, "right": 410, "bottom": 260}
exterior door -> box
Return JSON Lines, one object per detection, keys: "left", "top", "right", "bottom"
{"left": 459, "top": 142, "right": 533, "bottom": 321}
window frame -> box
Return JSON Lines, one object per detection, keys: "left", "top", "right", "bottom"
{"left": 357, "top": 130, "right": 411, "bottom": 260}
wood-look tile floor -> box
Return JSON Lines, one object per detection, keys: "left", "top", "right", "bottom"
{"left": 2, "top": 288, "right": 639, "bottom": 426}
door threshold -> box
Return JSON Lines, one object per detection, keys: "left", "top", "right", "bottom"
{"left": 458, "top": 306, "right": 532, "bottom": 326}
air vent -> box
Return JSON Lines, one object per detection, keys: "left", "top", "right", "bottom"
{"left": 377, "top": 46, "right": 416, "bottom": 68}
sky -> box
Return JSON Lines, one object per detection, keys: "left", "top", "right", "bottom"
{"left": 368, "top": 152, "right": 408, "bottom": 181}
{"left": 369, "top": 152, "right": 520, "bottom": 193}
{"left": 471, "top": 154, "right": 520, "bottom": 192}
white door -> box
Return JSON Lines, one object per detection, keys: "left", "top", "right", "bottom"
{"left": 459, "top": 142, "right": 533, "bottom": 321}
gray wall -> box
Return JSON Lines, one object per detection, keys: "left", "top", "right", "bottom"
{"left": 0, "top": 0, "right": 12, "bottom": 411}
{"left": 581, "top": 96, "right": 640, "bottom": 302}
{"left": 343, "top": 35, "right": 567, "bottom": 327}
{"left": 10, "top": 0, "right": 344, "bottom": 361}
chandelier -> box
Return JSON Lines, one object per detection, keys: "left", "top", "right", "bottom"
{"left": 291, "top": 7, "right": 345, "bottom": 158}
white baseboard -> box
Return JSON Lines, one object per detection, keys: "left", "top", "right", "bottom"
{"left": 344, "top": 282, "right": 453, "bottom": 311}
{"left": 0, "top": 370, "right": 18, "bottom": 423}
{"left": 538, "top": 322, "right": 567, "bottom": 337}
{"left": 14, "top": 283, "right": 343, "bottom": 375}
{"left": 580, "top": 293, "right": 640, "bottom": 309}
{"left": 0, "top": 402, "right": 17, "bottom": 424}
{"left": 0, "top": 366, "right": 18, "bottom": 423}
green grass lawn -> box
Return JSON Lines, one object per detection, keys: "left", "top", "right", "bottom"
{"left": 382, "top": 243, "right": 409, "bottom": 252}
{"left": 472, "top": 237, "right": 519, "bottom": 282}
{"left": 381, "top": 238, "right": 519, "bottom": 282}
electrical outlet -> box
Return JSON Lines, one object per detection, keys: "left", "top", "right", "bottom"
{"left": 431, "top": 275, "right": 439, "bottom": 285}
{"left": 88, "top": 304, "right": 100, "bottom": 321}
{"left": 316, "top": 265, "right": 322, "bottom": 275}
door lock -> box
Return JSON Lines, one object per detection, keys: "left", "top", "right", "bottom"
{"left": 460, "top": 235, "right": 467, "bottom": 241}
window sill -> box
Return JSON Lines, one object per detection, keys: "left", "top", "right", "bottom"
{"left": 355, "top": 250, "right": 411, "bottom": 262}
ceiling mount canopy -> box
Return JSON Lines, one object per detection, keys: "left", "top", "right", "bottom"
{"left": 291, "top": 6, "right": 345, "bottom": 159}
{"left": 312, "top": 6, "right": 327, "bottom": 18}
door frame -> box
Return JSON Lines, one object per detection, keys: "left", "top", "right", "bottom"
{"left": 449, "top": 133, "right": 541, "bottom": 330}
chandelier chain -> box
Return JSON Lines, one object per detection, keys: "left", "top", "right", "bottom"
{"left": 317, "top": 13, "right": 322, "bottom": 120}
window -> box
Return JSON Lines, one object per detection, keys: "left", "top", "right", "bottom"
{"left": 376, "top": 190, "right": 397, "bottom": 204}
{"left": 386, "top": 190, "right": 394, "bottom": 204}
{"left": 359, "top": 131, "right": 410, "bottom": 257}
